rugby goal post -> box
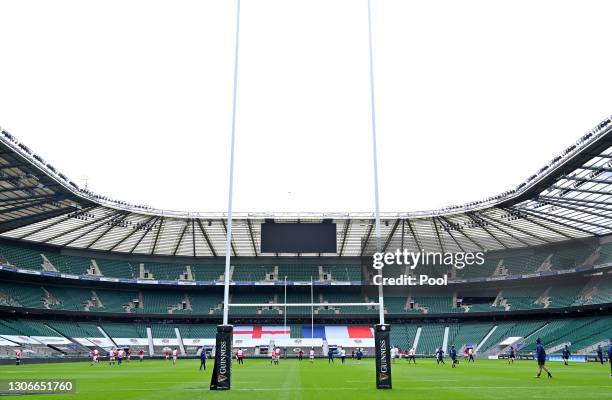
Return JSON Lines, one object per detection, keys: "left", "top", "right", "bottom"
{"left": 210, "top": 0, "right": 391, "bottom": 391}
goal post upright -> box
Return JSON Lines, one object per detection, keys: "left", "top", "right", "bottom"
{"left": 210, "top": 0, "right": 241, "bottom": 391}
{"left": 367, "top": 0, "right": 392, "bottom": 389}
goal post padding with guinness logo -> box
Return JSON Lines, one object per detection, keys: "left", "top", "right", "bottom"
{"left": 374, "top": 324, "right": 392, "bottom": 389}
{"left": 210, "top": 325, "right": 233, "bottom": 390}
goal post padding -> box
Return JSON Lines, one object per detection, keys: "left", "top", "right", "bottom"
{"left": 210, "top": 325, "right": 233, "bottom": 390}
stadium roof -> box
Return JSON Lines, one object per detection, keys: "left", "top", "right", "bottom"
{"left": 0, "top": 117, "right": 611, "bottom": 257}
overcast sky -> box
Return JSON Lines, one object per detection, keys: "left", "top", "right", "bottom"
{"left": 0, "top": 0, "right": 610, "bottom": 214}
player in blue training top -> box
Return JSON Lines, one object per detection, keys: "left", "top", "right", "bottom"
{"left": 535, "top": 338, "right": 552, "bottom": 379}
{"left": 450, "top": 345, "right": 458, "bottom": 368}
{"left": 199, "top": 347, "right": 206, "bottom": 370}
{"left": 597, "top": 344, "right": 604, "bottom": 365}
{"left": 561, "top": 345, "right": 570, "bottom": 366}
{"left": 608, "top": 338, "right": 612, "bottom": 377}
{"left": 508, "top": 346, "right": 516, "bottom": 365}
{"left": 435, "top": 347, "right": 445, "bottom": 365}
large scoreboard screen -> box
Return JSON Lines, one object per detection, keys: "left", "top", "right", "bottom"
{"left": 260, "top": 223, "right": 337, "bottom": 253}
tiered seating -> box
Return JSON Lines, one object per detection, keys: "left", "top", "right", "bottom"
{"left": 47, "top": 321, "right": 102, "bottom": 338}
{"left": 290, "top": 325, "right": 302, "bottom": 338}
{"left": 0, "top": 281, "right": 43, "bottom": 308}
{"left": 563, "top": 317, "right": 612, "bottom": 352}
{"left": 277, "top": 264, "right": 319, "bottom": 281}
{"left": 44, "top": 286, "right": 93, "bottom": 311}
{"left": 184, "top": 292, "right": 222, "bottom": 315}
{"left": 138, "top": 291, "right": 183, "bottom": 314}
{"left": 389, "top": 324, "right": 418, "bottom": 349}
{"left": 285, "top": 291, "right": 310, "bottom": 315}
{"left": 95, "top": 288, "right": 139, "bottom": 313}
{"left": 43, "top": 253, "right": 91, "bottom": 275}
{"left": 549, "top": 244, "right": 596, "bottom": 270}
{"left": 142, "top": 263, "right": 187, "bottom": 280}
{"left": 501, "top": 287, "right": 544, "bottom": 310}
{"left": 413, "top": 296, "right": 460, "bottom": 314}
{"left": 232, "top": 264, "right": 270, "bottom": 281}
{"left": 502, "top": 253, "right": 550, "bottom": 275}
{"left": 323, "top": 265, "right": 361, "bottom": 281}
{"left": 0, "top": 243, "right": 43, "bottom": 270}
{"left": 447, "top": 322, "right": 492, "bottom": 349}
{"left": 230, "top": 292, "right": 274, "bottom": 315}
{"left": 456, "top": 258, "right": 498, "bottom": 279}
{"left": 584, "top": 277, "right": 612, "bottom": 305}
{"left": 417, "top": 324, "right": 445, "bottom": 354}
{"left": 176, "top": 324, "right": 216, "bottom": 338}
{"left": 0, "top": 319, "right": 56, "bottom": 336}
{"left": 151, "top": 324, "right": 176, "bottom": 338}
{"left": 384, "top": 297, "right": 409, "bottom": 313}
{"left": 102, "top": 322, "right": 147, "bottom": 338}
{"left": 521, "top": 319, "right": 593, "bottom": 353}
{"left": 190, "top": 264, "right": 224, "bottom": 281}
{"left": 547, "top": 285, "right": 584, "bottom": 308}
{"left": 598, "top": 242, "right": 612, "bottom": 264}
{"left": 478, "top": 321, "right": 546, "bottom": 352}
{"left": 96, "top": 259, "right": 136, "bottom": 278}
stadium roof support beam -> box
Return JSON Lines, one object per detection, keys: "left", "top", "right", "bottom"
{"left": 574, "top": 166, "right": 612, "bottom": 173}
{"left": 339, "top": 219, "right": 351, "bottom": 256}
{"left": 0, "top": 184, "right": 58, "bottom": 194}
{"left": 549, "top": 185, "right": 612, "bottom": 196}
{"left": 536, "top": 199, "right": 612, "bottom": 221}
{"left": 0, "top": 207, "right": 75, "bottom": 235}
{"left": 129, "top": 216, "right": 161, "bottom": 254}
{"left": 491, "top": 211, "right": 555, "bottom": 243}
{"left": 465, "top": 213, "right": 508, "bottom": 249}
{"left": 507, "top": 207, "right": 594, "bottom": 237}
{"left": 432, "top": 218, "right": 445, "bottom": 253}
{"left": 150, "top": 217, "right": 165, "bottom": 255}
{"left": 16, "top": 205, "right": 97, "bottom": 240}
{"left": 515, "top": 206, "right": 608, "bottom": 232}
{"left": 470, "top": 212, "right": 531, "bottom": 247}
{"left": 436, "top": 217, "right": 466, "bottom": 252}
{"left": 108, "top": 214, "right": 157, "bottom": 252}
{"left": 221, "top": 219, "right": 237, "bottom": 257}
{"left": 499, "top": 209, "right": 574, "bottom": 243}
{"left": 439, "top": 216, "right": 485, "bottom": 251}
{"left": 558, "top": 176, "right": 612, "bottom": 185}
{"left": 85, "top": 213, "right": 130, "bottom": 249}
{"left": 537, "top": 196, "right": 612, "bottom": 213}
{"left": 360, "top": 220, "right": 375, "bottom": 256}
{"left": 0, "top": 194, "right": 58, "bottom": 205}
{"left": 172, "top": 221, "right": 189, "bottom": 256}
{"left": 196, "top": 218, "right": 217, "bottom": 258}
{"left": 406, "top": 219, "right": 422, "bottom": 251}
{"left": 191, "top": 219, "right": 196, "bottom": 257}
{"left": 40, "top": 210, "right": 120, "bottom": 245}
{"left": 0, "top": 197, "right": 64, "bottom": 216}
{"left": 381, "top": 218, "right": 400, "bottom": 252}
{"left": 246, "top": 219, "right": 258, "bottom": 257}
{"left": 400, "top": 219, "right": 405, "bottom": 250}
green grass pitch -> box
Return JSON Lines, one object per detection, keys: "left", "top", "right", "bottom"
{"left": 2, "top": 358, "right": 611, "bottom": 399}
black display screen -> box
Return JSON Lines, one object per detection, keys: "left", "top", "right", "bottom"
{"left": 260, "top": 223, "right": 337, "bottom": 253}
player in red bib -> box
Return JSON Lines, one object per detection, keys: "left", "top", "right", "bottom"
{"left": 15, "top": 349, "right": 22, "bottom": 366}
